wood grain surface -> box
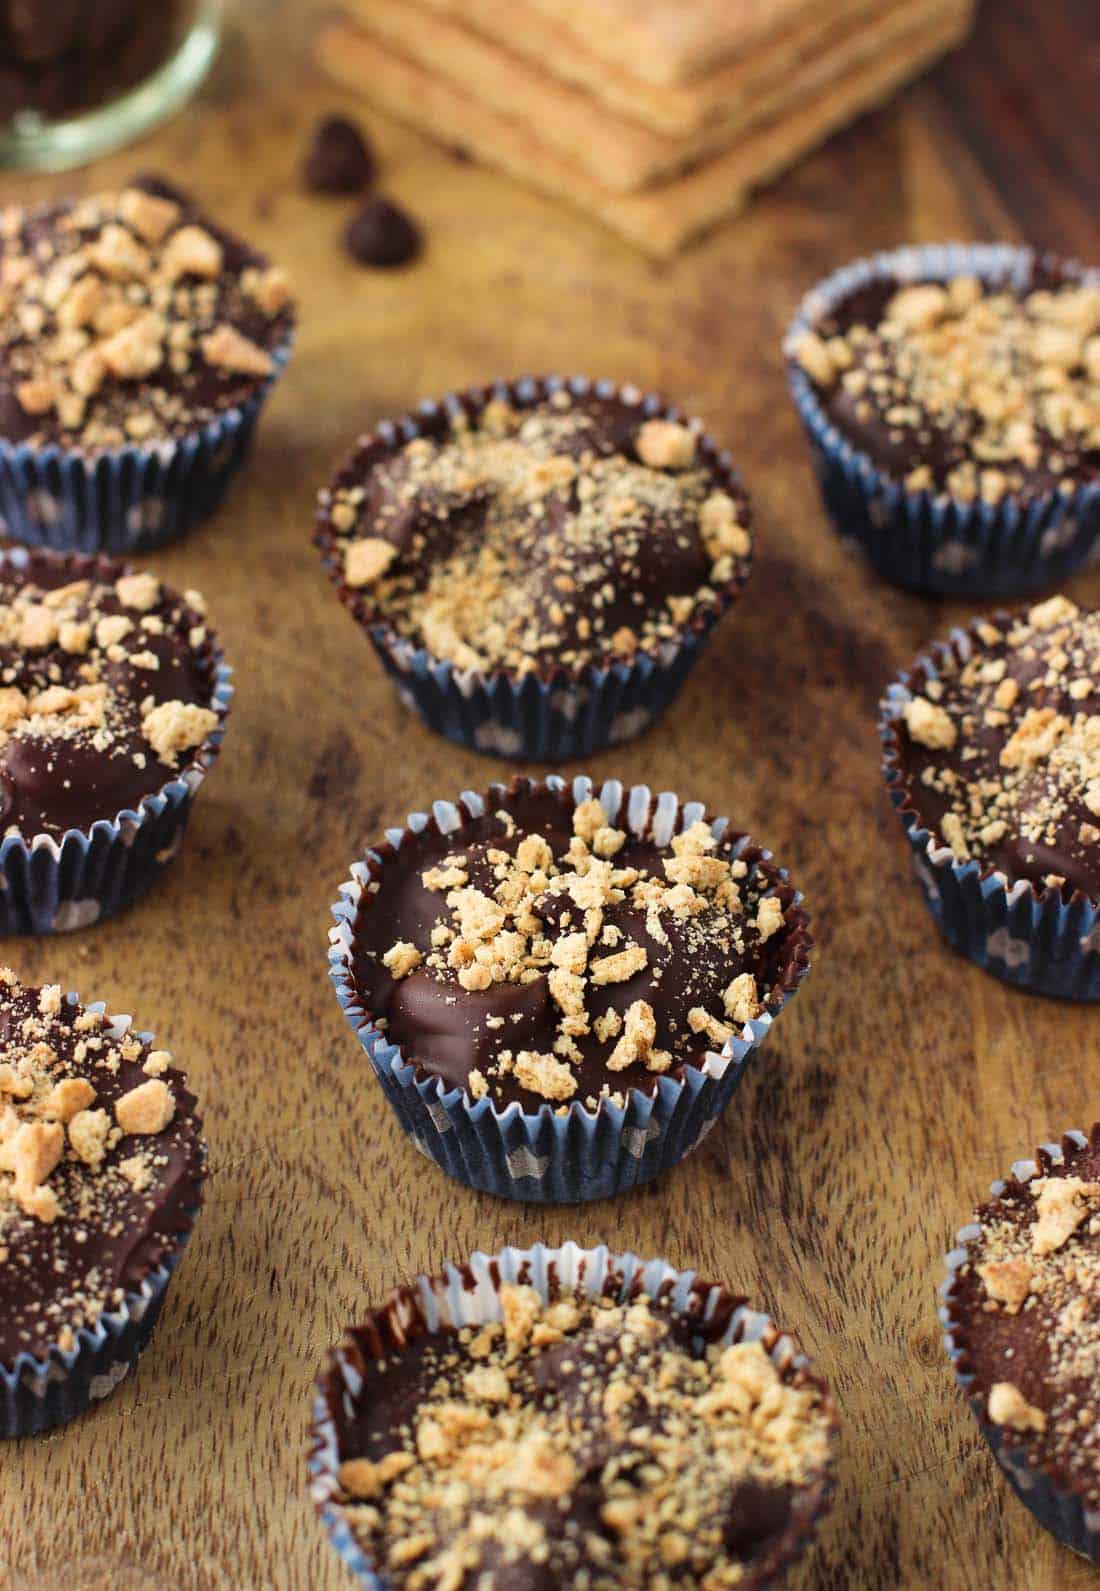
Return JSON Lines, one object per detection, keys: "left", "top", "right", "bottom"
{"left": 2, "top": 1, "right": 1098, "bottom": 1587}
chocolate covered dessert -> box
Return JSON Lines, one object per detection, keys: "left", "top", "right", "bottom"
{"left": 321, "top": 1279, "right": 836, "bottom": 1589}
{"left": 0, "top": 180, "right": 294, "bottom": 455}
{"left": 0, "top": 553, "right": 222, "bottom": 838}
{"left": 944, "top": 1127, "right": 1100, "bottom": 1524}
{"left": 792, "top": 265, "right": 1100, "bottom": 507}
{"left": 889, "top": 594, "right": 1100, "bottom": 896}
{"left": 349, "top": 780, "right": 805, "bottom": 1111}
{"left": 316, "top": 384, "right": 751, "bottom": 677}
{"left": 0, "top": 971, "right": 204, "bottom": 1366}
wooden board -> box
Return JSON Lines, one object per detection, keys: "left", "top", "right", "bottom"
{"left": 1, "top": 0, "right": 1098, "bottom": 1587}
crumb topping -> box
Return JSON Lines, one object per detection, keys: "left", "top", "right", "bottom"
{"left": 954, "top": 1133, "right": 1100, "bottom": 1503}
{"left": 355, "top": 789, "right": 797, "bottom": 1112}
{"left": 0, "top": 559, "right": 219, "bottom": 837}
{"left": 797, "top": 274, "right": 1100, "bottom": 501}
{"left": 0, "top": 970, "right": 200, "bottom": 1361}
{"left": 333, "top": 1284, "right": 833, "bottom": 1589}
{"left": 320, "top": 392, "right": 751, "bottom": 674}
{"left": 896, "top": 596, "right": 1100, "bottom": 893}
{"left": 0, "top": 185, "right": 294, "bottom": 452}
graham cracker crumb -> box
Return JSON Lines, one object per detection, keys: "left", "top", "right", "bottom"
{"left": 141, "top": 700, "right": 218, "bottom": 766}
{"left": 903, "top": 696, "right": 957, "bottom": 750}
{"left": 200, "top": 324, "right": 275, "bottom": 378}
{"left": 977, "top": 1257, "right": 1033, "bottom": 1313}
{"left": 636, "top": 419, "right": 696, "bottom": 469}
{"left": 114, "top": 1078, "right": 175, "bottom": 1136}
{"left": 382, "top": 942, "right": 421, "bottom": 980}
{"left": 988, "top": 1382, "right": 1046, "bottom": 1433}
{"left": 1032, "top": 1176, "right": 1100, "bottom": 1256}
{"left": 513, "top": 1051, "right": 577, "bottom": 1101}
{"left": 344, "top": 538, "right": 398, "bottom": 589}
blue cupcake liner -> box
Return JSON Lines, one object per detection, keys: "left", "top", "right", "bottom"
{"left": 309, "top": 1240, "right": 840, "bottom": 1590}
{"left": 785, "top": 242, "right": 1100, "bottom": 597}
{"left": 880, "top": 617, "right": 1100, "bottom": 1000}
{"left": 0, "top": 547, "right": 234, "bottom": 934}
{"left": 328, "top": 774, "right": 812, "bottom": 1203}
{"left": 0, "top": 334, "right": 292, "bottom": 555}
{"left": 940, "top": 1129, "right": 1100, "bottom": 1561}
{"left": 368, "top": 620, "right": 721, "bottom": 761}
{"left": 2, "top": 998, "right": 205, "bottom": 1438}
{"left": 315, "top": 374, "right": 753, "bottom": 762}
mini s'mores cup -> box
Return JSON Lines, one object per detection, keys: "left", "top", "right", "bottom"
{"left": 787, "top": 243, "right": 1100, "bottom": 597}
{"left": 0, "top": 547, "right": 232, "bottom": 933}
{"left": 881, "top": 594, "right": 1100, "bottom": 999}
{"left": 328, "top": 774, "right": 812, "bottom": 1202}
{"left": 0, "top": 179, "right": 294, "bottom": 553}
{"left": 314, "top": 375, "right": 753, "bottom": 761}
{"left": 942, "top": 1127, "right": 1100, "bottom": 1561}
{"left": 0, "top": 975, "right": 205, "bottom": 1436}
{"left": 310, "top": 1241, "right": 840, "bottom": 1588}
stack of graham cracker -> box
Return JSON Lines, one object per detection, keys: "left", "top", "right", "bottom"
{"left": 315, "top": 0, "right": 977, "bottom": 256}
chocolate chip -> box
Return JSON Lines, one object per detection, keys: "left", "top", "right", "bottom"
{"left": 128, "top": 171, "right": 188, "bottom": 206}
{"left": 344, "top": 198, "right": 421, "bottom": 269}
{"left": 304, "top": 115, "right": 375, "bottom": 195}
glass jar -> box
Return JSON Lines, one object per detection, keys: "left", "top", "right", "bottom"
{"left": 0, "top": 0, "right": 221, "bottom": 171}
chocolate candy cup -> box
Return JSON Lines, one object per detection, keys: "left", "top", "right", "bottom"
{"left": 309, "top": 1241, "right": 840, "bottom": 1589}
{"left": 328, "top": 774, "right": 812, "bottom": 1203}
{"left": 940, "top": 1130, "right": 1100, "bottom": 1562}
{"left": 786, "top": 242, "right": 1100, "bottom": 598}
{"left": 0, "top": 547, "right": 233, "bottom": 934}
{"left": 313, "top": 374, "right": 753, "bottom": 762}
{"left": 880, "top": 615, "right": 1100, "bottom": 1000}
{"left": 0, "top": 997, "right": 204, "bottom": 1438}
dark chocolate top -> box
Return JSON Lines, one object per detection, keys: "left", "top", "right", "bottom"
{"left": 890, "top": 594, "right": 1100, "bottom": 896}
{"left": 0, "top": 973, "right": 204, "bottom": 1365}
{"left": 324, "top": 1281, "right": 834, "bottom": 1589}
{"left": 793, "top": 263, "right": 1100, "bottom": 505}
{"left": 946, "top": 1128, "right": 1100, "bottom": 1506}
{"left": 317, "top": 387, "right": 751, "bottom": 675}
{"left": 0, "top": 552, "right": 221, "bottom": 839}
{"left": 349, "top": 783, "right": 806, "bottom": 1110}
{"left": 0, "top": 178, "right": 294, "bottom": 453}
